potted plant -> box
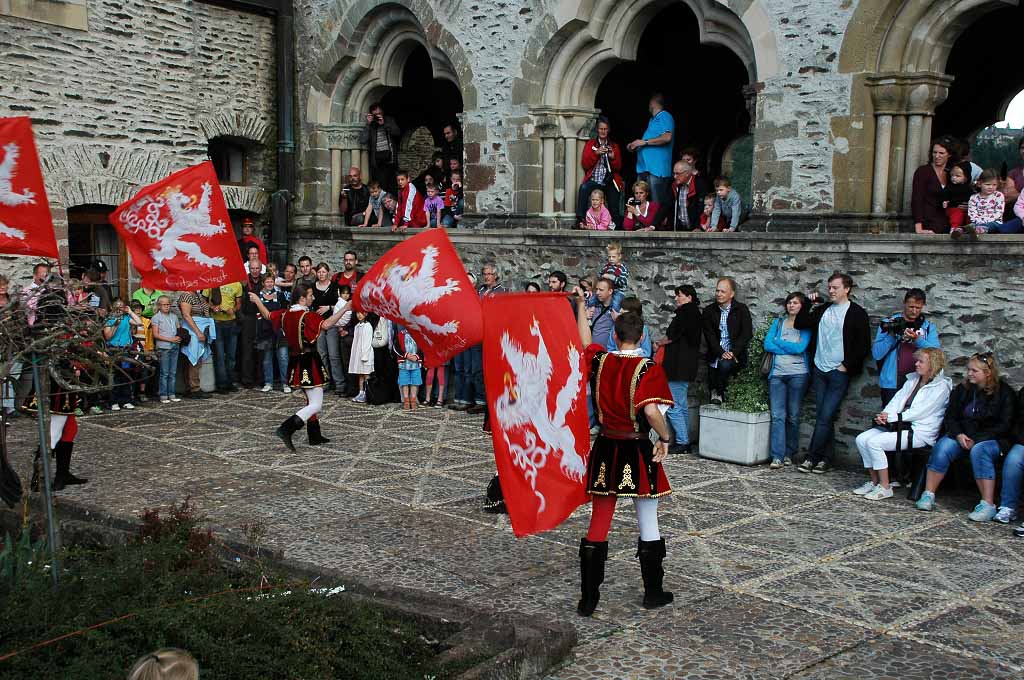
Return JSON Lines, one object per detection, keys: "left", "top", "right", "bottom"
{"left": 698, "top": 318, "right": 772, "bottom": 465}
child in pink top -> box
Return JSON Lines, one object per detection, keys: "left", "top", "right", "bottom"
{"left": 580, "top": 189, "right": 612, "bottom": 230}
{"left": 966, "top": 169, "right": 1005, "bottom": 237}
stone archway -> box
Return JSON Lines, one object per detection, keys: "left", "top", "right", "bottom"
{"left": 838, "top": 0, "right": 1018, "bottom": 217}
{"left": 299, "top": 1, "right": 473, "bottom": 221}
{"left": 519, "top": 0, "right": 775, "bottom": 219}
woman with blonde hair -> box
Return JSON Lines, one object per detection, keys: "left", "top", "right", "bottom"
{"left": 916, "top": 351, "right": 1016, "bottom": 515}
{"left": 853, "top": 348, "right": 951, "bottom": 500}
{"left": 127, "top": 648, "right": 198, "bottom": 680}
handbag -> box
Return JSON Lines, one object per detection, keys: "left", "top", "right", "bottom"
{"left": 371, "top": 318, "right": 391, "bottom": 348}
{"left": 759, "top": 351, "right": 773, "bottom": 377}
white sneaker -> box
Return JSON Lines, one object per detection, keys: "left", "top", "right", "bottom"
{"left": 160, "top": 398, "right": 170, "bottom": 404}
{"left": 865, "top": 485, "right": 894, "bottom": 501}
{"left": 852, "top": 481, "right": 876, "bottom": 496}
{"left": 283, "top": 386, "right": 292, "bottom": 394}
{"left": 110, "top": 404, "right": 121, "bottom": 412}
{"left": 123, "top": 403, "right": 135, "bottom": 410}
{"left": 170, "top": 396, "right": 181, "bottom": 403}
{"left": 353, "top": 391, "right": 367, "bottom": 404}
{"left": 994, "top": 506, "right": 1018, "bottom": 524}
{"left": 261, "top": 384, "right": 272, "bottom": 392}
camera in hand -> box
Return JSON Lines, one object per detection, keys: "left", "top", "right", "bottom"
{"left": 880, "top": 314, "right": 923, "bottom": 339}
{"left": 627, "top": 197, "right": 641, "bottom": 207}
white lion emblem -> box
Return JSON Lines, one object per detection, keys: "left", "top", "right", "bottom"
{"left": 495, "top": 318, "right": 586, "bottom": 510}
{"left": 358, "top": 245, "right": 460, "bottom": 345}
{"left": 148, "top": 182, "right": 227, "bottom": 272}
{"left": 0, "top": 142, "right": 34, "bottom": 240}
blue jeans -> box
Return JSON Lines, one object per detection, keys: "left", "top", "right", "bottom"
{"left": 261, "top": 341, "right": 289, "bottom": 386}
{"left": 452, "top": 350, "right": 469, "bottom": 404}
{"left": 666, "top": 381, "right": 690, "bottom": 445}
{"left": 806, "top": 367, "right": 850, "bottom": 464}
{"left": 157, "top": 348, "right": 179, "bottom": 398}
{"left": 991, "top": 444, "right": 1024, "bottom": 510}
{"left": 469, "top": 344, "right": 485, "bottom": 406}
{"left": 769, "top": 373, "right": 809, "bottom": 461}
{"left": 213, "top": 320, "right": 239, "bottom": 388}
{"left": 929, "top": 435, "right": 1000, "bottom": 474}
{"left": 638, "top": 172, "right": 671, "bottom": 210}
{"left": 982, "top": 217, "right": 1022, "bottom": 234}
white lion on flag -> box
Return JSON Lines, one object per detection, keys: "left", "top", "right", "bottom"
{"left": 359, "top": 244, "right": 461, "bottom": 344}
{"left": 149, "top": 182, "right": 227, "bottom": 272}
{"left": 0, "top": 142, "right": 34, "bottom": 240}
{"left": 494, "top": 318, "right": 586, "bottom": 511}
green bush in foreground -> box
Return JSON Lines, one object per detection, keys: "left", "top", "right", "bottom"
{"left": 0, "top": 500, "right": 449, "bottom": 680}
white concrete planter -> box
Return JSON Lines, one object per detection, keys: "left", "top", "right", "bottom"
{"left": 698, "top": 405, "right": 771, "bottom": 465}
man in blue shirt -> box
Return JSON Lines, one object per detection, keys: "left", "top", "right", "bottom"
{"left": 627, "top": 93, "right": 675, "bottom": 208}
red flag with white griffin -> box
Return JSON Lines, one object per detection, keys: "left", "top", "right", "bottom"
{"left": 109, "top": 161, "right": 244, "bottom": 290}
{"left": 353, "top": 228, "right": 482, "bottom": 368}
{"left": 0, "top": 116, "right": 59, "bottom": 258}
{"left": 483, "top": 293, "right": 590, "bottom": 537}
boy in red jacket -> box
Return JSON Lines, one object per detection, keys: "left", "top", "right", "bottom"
{"left": 392, "top": 169, "right": 427, "bottom": 231}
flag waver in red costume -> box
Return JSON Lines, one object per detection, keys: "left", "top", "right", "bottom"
{"left": 109, "top": 161, "right": 245, "bottom": 291}
{"left": 354, "top": 227, "right": 481, "bottom": 368}
{"left": 249, "top": 283, "right": 350, "bottom": 451}
{"left": 0, "top": 116, "right": 59, "bottom": 258}
{"left": 483, "top": 292, "right": 590, "bottom": 538}
{"left": 572, "top": 289, "right": 676, "bottom": 617}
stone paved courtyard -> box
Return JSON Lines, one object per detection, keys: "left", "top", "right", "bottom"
{"left": 5, "top": 390, "right": 1024, "bottom": 679}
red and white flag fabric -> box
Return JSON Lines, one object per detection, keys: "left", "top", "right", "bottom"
{"left": 483, "top": 292, "right": 590, "bottom": 537}
{"left": 353, "top": 228, "right": 481, "bottom": 368}
{"left": 109, "top": 162, "right": 244, "bottom": 291}
{"left": 0, "top": 116, "right": 58, "bottom": 258}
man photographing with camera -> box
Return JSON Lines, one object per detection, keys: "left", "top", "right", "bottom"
{"left": 871, "top": 288, "right": 940, "bottom": 407}
{"left": 358, "top": 102, "right": 400, "bottom": 194}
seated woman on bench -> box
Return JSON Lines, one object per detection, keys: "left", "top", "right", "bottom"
{"left": 971, "top": 384, "right": 1024, "bottom": 525}
{"left": 916, "top": 352, "right": 1016, "bottom": 516}
{"left": 853, "top": 348, "right": 951, "bottom": 500}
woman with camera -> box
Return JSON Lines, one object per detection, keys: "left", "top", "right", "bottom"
{"left": 871, "top": 288, "right": 940, "bottom": 407}
{"left": 577, "top": 117, "right": 623, "bottom": 228}
{"left": 622, "top": 180, "right": 660, "bottom": 231}
{"left": 916, "top": 352, "right": 1016, "bottom": 516}
{"left": 853, "top": 348, "right": 951, "bottom": 500}
{"left": 764, "top": 293, "right": 812, "bottom": 469}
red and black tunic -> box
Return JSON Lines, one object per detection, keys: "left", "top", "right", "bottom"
{"left": 584, "top": 345, "right": 674, "bottom": 498}
{"left": 278, "top": 307, "right": 329, "bottom": 389}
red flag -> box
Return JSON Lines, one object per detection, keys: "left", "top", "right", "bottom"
{"left": 353, "top": 228, "right": 481, "bottom": 367}
{"left": 483, "top": 292, "right": 590, "bottom": 537}
{"left": 109, "top": 162, "right": 244, "bottom": 290}
{"left": 0, "top": 117, "right": 58, "bottom": 258}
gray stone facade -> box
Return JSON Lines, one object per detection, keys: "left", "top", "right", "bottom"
{"left": 0, "top": 0, "right": 277, "bottom": 283}
{"left": 292, "top": 229, "right": 1023, "bottom": 464}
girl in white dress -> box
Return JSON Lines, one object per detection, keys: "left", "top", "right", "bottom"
{"left": 348, "top": 311, "right": 375, "bottom": 403}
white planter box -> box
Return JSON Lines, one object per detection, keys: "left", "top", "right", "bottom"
{"left": 698, "top": 405, "right": 771, "bottom": 465}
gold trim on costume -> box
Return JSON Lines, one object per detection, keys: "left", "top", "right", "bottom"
{"left": 627, "top": 359, "right": 650, "bottom": 431}
{"left": 595, "top": 462, "right": 607, "bottom": 488}
{"left": 594, "top": 352, "right": 608, "bottom": 424}
{"left": 618, "top": 463, "right": 636, "bottom": 491}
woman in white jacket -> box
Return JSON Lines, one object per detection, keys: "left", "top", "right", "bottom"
{"left": 853, "top": 348, "right": 951, "bottom": 500}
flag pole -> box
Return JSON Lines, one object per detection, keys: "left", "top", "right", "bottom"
{"left": 30, "top": 354, "right": 60, "bottom": 589}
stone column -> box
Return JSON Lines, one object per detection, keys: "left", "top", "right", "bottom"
{"left": 901, "top": 114, "right": 925, "bottom": 214}
{"left": 330, "top": 149, "right": 342, "bottom": 215}
{"left": 871, "top": 114, "right": 893, "bottom": 215}
{"left": 559, "top": 110, "right": 599, "bottom": 220}
{"left": 563, "top": 137, "right": 577, "bottom": 218}
{"left": 541, "top": 137, "right": 556, "bottom": 216}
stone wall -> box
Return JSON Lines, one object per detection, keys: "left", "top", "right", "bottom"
{"left": 0, "top": 0, "right": 277, "bottom": 283}
{"left": 290, "top": 228, "right": 1024, "bottom": 465}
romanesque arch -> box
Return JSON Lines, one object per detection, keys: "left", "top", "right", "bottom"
{"left": 301, "top": 1, "right": 473, "bottom": 217}
{"left": 838, "top": 0, "right": 1018, "bottom": 217}
{"left": 518, "top": 0, "right": 776, "bottom": 218}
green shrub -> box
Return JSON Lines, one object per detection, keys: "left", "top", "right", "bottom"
{"left": 722, "top": 315, "right": 773, "bottom": 413}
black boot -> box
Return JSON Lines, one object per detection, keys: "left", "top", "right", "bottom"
{"left": 30, "top": 448, "right": 41, "bottom": 493}
{"left": 275, "top": 415, "right": 305, "bottom": 452}
{"left": 307, "top": 418, "right": 330, "bottom": 445}
{"left": 53, "top": 441, "right": 88, "bottom": 491}
{"left": 637, "top": 538, "right": 674, "bottom": 609}
{"left": 577, "top": 538, "right": 608, "bottom": 617}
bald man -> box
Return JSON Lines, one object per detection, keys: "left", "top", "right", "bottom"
{"left": 340, "top": 166, "right": 371, "bottom": 226}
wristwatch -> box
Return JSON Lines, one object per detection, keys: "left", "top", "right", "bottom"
{"left": 658, "top": 437, "right": 671, "bottom": 443}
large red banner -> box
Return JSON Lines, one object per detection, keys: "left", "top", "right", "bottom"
{"left": 0, "top": 116, "right": 59, "bottom": 258}
{"left": 353, "top": 228, "right": 482, "bottom": 368}
{"left": 483, "top": 292, "right": 590, "bottom": 537}
{"left": 109, "top": 162, "right": 244, "bottom": 291}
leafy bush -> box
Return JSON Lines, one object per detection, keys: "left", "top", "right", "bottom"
{"left": 722, "top": 316, "right": 773, "bottom": 413}
{"left": 0, "top": 501, "right": 457, "bottom": 680}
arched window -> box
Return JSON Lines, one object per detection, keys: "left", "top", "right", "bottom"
{"left": 208, "top": 137, "right": 249, "bottom": 185}
{"left": 67, "top": 205, "right": 126, "bottom": 298}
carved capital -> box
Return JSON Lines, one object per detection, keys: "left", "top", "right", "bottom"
{"left": 866, "top": 72, "right": 954, "bottom": 116}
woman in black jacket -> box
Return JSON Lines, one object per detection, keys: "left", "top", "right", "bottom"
{"left": 916, "top": 352, "right": 1016, "bottom": 515}
{"left": 662, "top": 285, "right": 701, "bottom": 454}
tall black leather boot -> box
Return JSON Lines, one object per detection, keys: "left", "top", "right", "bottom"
{"left": 307, "top": 417, "right": 330, "bottom": 445}
{"left": 275, "top": 415, "right": 305, "bottom": 452}
{"left": 637, "top": 538, "right": 674, "bottom": 610}
{"left": 577, "top": 538, "right": 608, "bottom": 617}
{"left": 53, "top": 441, "right": 87, "bottom": 491}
